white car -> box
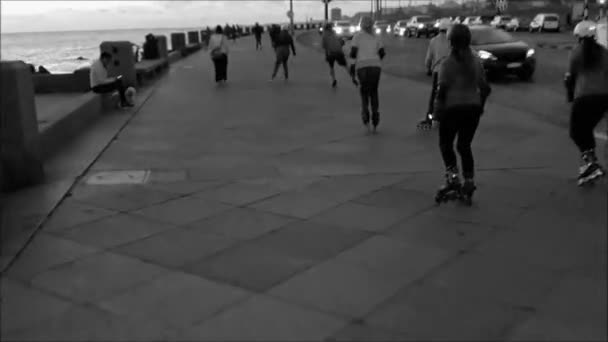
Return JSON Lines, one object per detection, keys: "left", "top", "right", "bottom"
{"left": 392, "top": 20, "right": 409, "bottom": 36}
{"left": 332, "top": 20, "right": 356, "bottom": 39}
{"left": 462, "top": 16, "right": 483, "bottom": 26}
{"left": 529, "top": 13, "right": 560, "bottom": 32}
{"left": 505, "top": 17, "right": 520, "bottom": 31}
{"left": 491, "top": 15, "right": 512, "bottom": 29}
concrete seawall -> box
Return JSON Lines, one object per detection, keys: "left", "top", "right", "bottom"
{"left": 1, "top": 30, "right": 208, "bottom": 193}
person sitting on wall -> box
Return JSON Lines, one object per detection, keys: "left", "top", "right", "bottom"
{"left": 89, "top": 52, "right": 133, "bottom": 107}
{"left": 38, "top": 66, "right": 51, "bottom": 74}
{"left": 143, "top": 34, "right": 159, "bottom": 60}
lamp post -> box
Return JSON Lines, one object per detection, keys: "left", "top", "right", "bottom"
{"left": 289, "top": 0, "right": 294, "bottom": 35}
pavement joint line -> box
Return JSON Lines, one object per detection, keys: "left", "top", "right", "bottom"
{"left": 1, "top": 83, "right": 161, "bottom": 275}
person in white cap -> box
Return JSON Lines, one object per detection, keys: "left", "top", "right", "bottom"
{"left": 418, "top": 18, "right": 452, "bottom": 130}
{"left": 564, "top": 20, "right": 608, "bottom": 186}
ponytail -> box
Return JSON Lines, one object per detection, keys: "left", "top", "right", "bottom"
{"left": 581, "top": 37, "right": 602, "bottom": 70}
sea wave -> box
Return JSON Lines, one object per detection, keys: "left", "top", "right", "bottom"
{"left": 1, "top": 27, "right": 194, "bottom": 73}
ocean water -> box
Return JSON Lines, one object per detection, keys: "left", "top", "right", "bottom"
{"left": 0, "top": 28, "right": 204, "bottom": 74}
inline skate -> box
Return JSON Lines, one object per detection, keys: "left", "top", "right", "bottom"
{"left": 435, "top": 168, "right": 462, "bottom": 204}
{"left": 578, "top": 150, "right": 605, "bottom": 186}
{"left": 460, "top": 178, "right": 477, "bottom": 206}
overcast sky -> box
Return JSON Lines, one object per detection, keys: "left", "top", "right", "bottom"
{"left": 0, "top": 0, "right": 428, "bottom": 33}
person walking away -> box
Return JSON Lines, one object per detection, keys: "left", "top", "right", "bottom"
{"left": 209, "top": 25, "right": 229, "bottom": 84}
{"left": 564, "top": 20, "right": 608, "bottom": 186}
{"left": 433, "top": 24, "right": 491, "bottom": 205}
{"left": 322, "top": 22, "right": 358, "bottom": 88}
{"left": 270, "top": 25, "right": 296, "bottom": 81}
{"left": 418, "top": 18, "right": 452, "bottom": 130}
{"left": 90, "top": 52, "right": 133, "bottom": 107}
{"left": 253, "top": 22, "right": 263, "bottom": 50}
{"left": 269, "top": 24, "right": 280, "bottom": 48}
{"left": 231, "top": 25, "right": 238, "bottom": 42}
{"left": 349, "top": 16, "right": 385, "bottom": 133}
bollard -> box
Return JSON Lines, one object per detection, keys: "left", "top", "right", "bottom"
{"left": 0, "top": 61, "right": 44, "bottom": 191}
{"left": 171, "top": 33, "right": 187, "bottom": 53}
{"left": 99, "top": 41, "right": 137, "bottom": 88}
{"left": 187, "top": 31, "right": 200, "bottom": 45}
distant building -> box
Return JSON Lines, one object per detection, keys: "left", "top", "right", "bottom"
{"left": 331, "top": 8, "right": 342, "bottom": 21}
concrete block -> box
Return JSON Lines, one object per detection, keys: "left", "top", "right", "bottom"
{"left": 1, "top": 61, "right": 44, "bottom": 191}
{"left": 99, "top": 41, "right": 137, "bottom": 88}
{"left": 170, "top": 33, "right": 186, "bottom": 52}
{"left": 33, "top": 68, "right": 90, "bottom": 94}
{"left": 187, "top": 31, "right": 200, "bottom": 45}
{"left": 155, "top": 35, "right": 168, "bottom": 59}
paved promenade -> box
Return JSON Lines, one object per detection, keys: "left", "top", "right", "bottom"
{"left": 1, "top": 35, "right": 606, "bottom": 341}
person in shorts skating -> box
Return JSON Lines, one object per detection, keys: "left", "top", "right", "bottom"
{"left": 564, "top": 20, "right": 608, "bottom": 186}
{"left": 321, "top": 22, "right": 358, "bottom": 88}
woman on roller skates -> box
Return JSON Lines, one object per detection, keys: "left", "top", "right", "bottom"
{"left": 418, "top": 18, "right": 452, "bottom": 130}
{"left": 433, "top": 24, "right": 491, "bottom": 205}
{"left": 349, "top": 16, "right": 386, "bottom": 133}
{"left": 564, "top": 20, "right": 608, "bottom": 186}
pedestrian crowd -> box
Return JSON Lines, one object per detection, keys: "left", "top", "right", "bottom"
{"left": 195, "top": 16, "right": 607, "bottom": 201}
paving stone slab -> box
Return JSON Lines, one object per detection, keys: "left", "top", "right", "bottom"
{"left": 194, "top": 180, "right": 290, "bottom": 205}
{"left": 184, "top": 207, "right": 295, "bottom": 240}
{"left": 6, "top": 233, "right": 100, "bottom": 280}
{"left": 385, "top": 211, "right": 495, "bottom": 253}
{"left": 72, "top": 185, "right": 181, "bottom": 212}
{"left": 132, "top": 195, "right": 233, "bottom": 225}
{"left": 99, "top": 271, "right": 251, "bottom": 330}
{"left": 364, "top": 283, "right": 524, "bottom": 340}
{"left": 352, "top": 187, "right": 433, "bottom": 213}
{"left": 1, "top": 304, "right": 178, "bottom": 342}
{"left": 185, "top": 243, "right": 316, "bottom": 292}
{"left": 310, "top": 202, "right": 413, "bottom": 233}
{"left": 251, "top": 191, "right": 342, "bottom": 219}
{"left": 56, "top": 213, "right": 176, "bottom": 249}
{"left": 268, "top": 259, "right": 412, "bottom": 318}
{"left": 327, "top": 323, "right": 412, "bottom": 342}
{"left": 178, "top": 295, "right": 346, "bottom": 341}
{"left": 422, "top": 251, "right": 559, "bottom": 307}
{"left": 144, "top": 179, "right": 227, "bottom": 195}
{"left": 0, "top": 277, "right": 73, "bottom": 334}
{"left": 251, "top": 220, "right": 371, "bottom": 263}
{"left": 31, "top": 252, "right": 167, "bottom": 303}
{"left": 113, "top": 228, "right": 237, "bottom": 268}
{"left": 41, "top": 200, "right": 117, "bottom": 233}
{"left": 507, "top": 276, "right": 607, "bottom": 341}
{"left": 333, "top": 235, "right": 450, "bottom": 280}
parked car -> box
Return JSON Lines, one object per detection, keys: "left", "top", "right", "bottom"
{"left": 505, "top": 17, "right": 520, "bottom": 31}
{"left": 332, "top": 20, "right": 356, "bottom": 39}
{"left": 529, "top": 13, "right": 560, "bottom": 32}
{"left": 405, "top": 15, "right": 437, "bottom": 38}
{"left": 491, "top": 15, "right": 513, "bottom": 29}
{"left": 433, "top": 17, "right": 453, "bottom": 33}
{"left": 462, "top": 16, "right": 483, "bottom": 26}
{"left": 471, "top": 26, "right": 536, "bottom": 80}
{"left": 373, "top": 20, "right": 391, "bottom": 35}
{"left": 392, "top": 20, "right": 409, "bottom": 37}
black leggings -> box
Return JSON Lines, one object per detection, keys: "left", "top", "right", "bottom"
{"left": 212, "top": 54, "right": 228, "bottom": 82}
{"left": 255, "top": 35, "right": 262, "bottom": 49}
{"left": 92, "top": 78, "right": 127, "bottom": 104}
{"left": 357, "top": 66, "right": 381, "bottom": 123}
{"left": 272, "top": 47, "right": 290, "bottom": 79}
{"left": 439, "top": 105, "right": 482, "bottom": 179}
{"left": 427, "top": 72, "right": 438, "bottom": 116}
{"left": 570, "top": 94, "right": 608, "bottom": 153}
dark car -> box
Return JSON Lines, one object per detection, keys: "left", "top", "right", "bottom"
{"left": 405, "top": 15, "right": 437, "bottom": 38}
{"left": 471, "top": 26, "right": 536, "bottom": 80}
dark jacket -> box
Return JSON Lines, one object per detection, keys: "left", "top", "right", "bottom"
{"left": 274, "top": 30, "right": 296, "bottom": 55}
